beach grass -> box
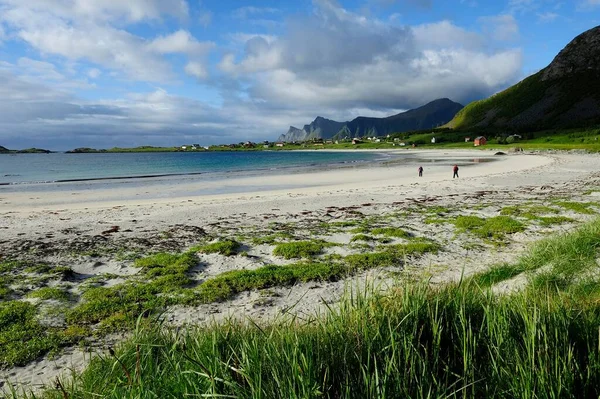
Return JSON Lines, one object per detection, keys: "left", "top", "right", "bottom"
{"left": 272, "top": 240, "right": 333, "bottom": 259}
{"left": 27, "top": 279, "right": 600, "bottom": 398}
{"left": 192, "top": 240, "right": 241, "bottom": 256}
{"left": 370, "top": 227, "right": 411, "bottom": 238}
{"left": 454, "top": 215, "right": 525, "bottom": 240}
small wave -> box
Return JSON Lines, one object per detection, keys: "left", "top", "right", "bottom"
{"left": 0, "top": 172, "right": 204, "bottom": 186}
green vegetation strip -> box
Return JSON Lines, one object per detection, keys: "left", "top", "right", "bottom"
{"left": 471, "top": 218, "right": 600, "bottom": 291}
{"left": 454, "top": 215, "right": 525, "bottom": 240}
{"left": 272, "top": 240, "right": 334, "bottom": 259}
{"left": 30, "top": 281, "right": 600, "bottom": 398}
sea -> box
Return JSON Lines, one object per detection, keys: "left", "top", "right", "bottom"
{"left": 0, "top": 151, "right": 386, "bottom": 185}
{"left": 0, "top": 151, "right": 493, "bottom": 197}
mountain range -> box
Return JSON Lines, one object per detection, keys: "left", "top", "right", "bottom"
{"left": 447, "top": 25, "right": 600, "bottom": 132}
{"left": 278, "top": 98, "right": 464, "bottom": 142}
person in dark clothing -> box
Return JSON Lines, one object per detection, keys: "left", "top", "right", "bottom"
{"left": 418, "top": 166, "right": 423, "bottom": 177}
{"left": 453, "top": 164, "right": 459, "bottom": 178}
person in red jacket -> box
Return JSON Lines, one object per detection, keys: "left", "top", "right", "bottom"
{"left": 453, "top": 164, "right": 459, "bottom": 178}
{"left": 418, "top": 166, "right": 423, "bottom": 177}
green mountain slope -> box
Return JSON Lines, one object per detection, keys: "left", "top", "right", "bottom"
{"left": 448, "top": 25, "right": 600, "bottom": 132}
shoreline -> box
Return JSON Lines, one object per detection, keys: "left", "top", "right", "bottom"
{"left": 0, "top": 149, "right": 547, "bottom": 212}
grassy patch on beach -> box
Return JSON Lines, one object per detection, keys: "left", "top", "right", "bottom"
{"left": 554, "top": 201, "right": 598, "bottom": 214}
{"left": 471, "top": 218, "right": 600, "bottom": 289}
{"left": 371, "top": 226, "right": 411, "bottom": 238}
{"left": 134, "top": 252, "right": 197, "bottom": 277}
{"left": 251, "top": 232, "right": 296, "bottom": 245}
{"left": 454, "top": 215, "right": 525, "bottom": 240}
{"left": 192, "top": 240, "right": 241, "bottom": 256}
{"left": 382, "top": 241, "right": 441, "bottom": 256}
{"left": 0, "top": 301, "right": 68, "bottom": 367}
{"left": 26, "top": 287, "right": 70, "bottom": 302}
{"left": 194, "top": 262, "right": 346, "bottom": 303}
{"left": 350, "top": 234, "right": 373, "bottom": 242}
{"left": 272, "top": 240, "right": 334, "bottom": 259}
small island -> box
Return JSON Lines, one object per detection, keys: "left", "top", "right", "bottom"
{"left": 0, "top": 146, "right": 53, "bottom": 154}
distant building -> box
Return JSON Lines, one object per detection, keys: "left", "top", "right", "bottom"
{"left": 181, "top": 145, "right": 187, "bottom": 150}
{"left": 465, "top": 137, "right": 471, "bottom": 142}
{"left": 352, "top": 138, "right": 363, "bottom": 145}
{"left": 275, "top": 142, "right": 285, "bottom": 147}
{"left": 474, "top": 136, "right": 487, "bottom": 146}
{"left": 325, "top": 140, "right": 333, "bottom": 144}
{"left": 244, "top": 141, "right": 256, "bottom": 148}
{"left": 431, "top": 137, "right": 436, "bottom": 144}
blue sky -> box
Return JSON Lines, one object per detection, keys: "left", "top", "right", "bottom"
{"left": 0, "top": 0, "right": 599, "bottom": 150}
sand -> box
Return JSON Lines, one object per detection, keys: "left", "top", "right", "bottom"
{"left": 2, "top": 148, "right": 600, "bottom": 393}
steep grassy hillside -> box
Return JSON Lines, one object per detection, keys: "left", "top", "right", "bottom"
{"left": 448, "top": 25, "right": 600, "bottom": 133}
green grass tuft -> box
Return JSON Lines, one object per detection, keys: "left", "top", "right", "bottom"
{"left": 272, "top": 241, "right": 332, "bottom": 259}
{"left": 554, "top": 201, "right": 598, "bottom": 214}
{"left": 350, "top": 234, "right": 373, "bottom": 242}
{"left": 193, "top": 240, "right": 241, "bottom": 256}
{"left": 454, "top": 215, "right": 525, "bottom": 240}
{"left": 370, "top": 227, "right": 410, "bottom": 238}
{"left": 26, "top": 287, "right": 70, "bottom": 301}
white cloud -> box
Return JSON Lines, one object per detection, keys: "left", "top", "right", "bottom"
{"left": 148, "top": 30, "right": 213, "bottom": 56}
{"left": 478, "top": 14, "right": 519, "bottom": 41}
{"left": 413, "top": 20, "right": 484, "bottom": 49}
{"left": 184, "top": 61, "right": 208, "bottom": 80}
{"left": 0, "top": 0, "right": 189, "bottom": 23}
{"left": 220, "top": 1, "right": 523, "bottom": 110}
{"left": 0, "top": 2, "right": 214, "bottom": 83}
{"left": 88, "top": 68, "right": 101, "bottom": 79}
{"left": 537, "top": 12, "right": 559, "bottom": 22}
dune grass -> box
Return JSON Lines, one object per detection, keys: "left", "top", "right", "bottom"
{"left": 272, "top": 240, "right": 333, "bottom": 259}
{"left": 26, "top": 287, "right": 70, "bottom": 302}
{"left": 192, "top": 239, "right": 241, "bottom": 256}
{"left": 454, "top": 215, "right": 525, "bottom": 240}
{"left": 27, "top": 279, "right": 600, "bottom": 399}
{"left": 471, "top": 217, "right": 600, "bottom": 289}
{"left": 370, "top": 227, "right": 410, "bottom": 238}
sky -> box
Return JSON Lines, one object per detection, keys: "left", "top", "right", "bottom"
{"left": 0, "top": 0, "right": 599, "bottom": 150}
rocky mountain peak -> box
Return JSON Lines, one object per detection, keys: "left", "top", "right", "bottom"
{"left": 542, "top": 25, "right": 600, "bottom": 81}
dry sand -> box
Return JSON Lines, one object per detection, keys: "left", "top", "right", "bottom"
{"left": 2, "top": 148, "right": 600, "bottom": 393}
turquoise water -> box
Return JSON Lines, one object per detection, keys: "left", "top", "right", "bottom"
{"left": 0, "top": 151, "right": 385, "bottom": 185}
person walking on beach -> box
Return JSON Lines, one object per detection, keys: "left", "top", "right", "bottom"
{"left": 418, "top": 166, "right": 423, "bottom": 177}
{"left": 453, "top": 164, "right": 459, "bottom": 179}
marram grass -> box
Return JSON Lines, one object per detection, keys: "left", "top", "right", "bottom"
{"left": 16, "top": 281, "right": 600, "bottom": 399}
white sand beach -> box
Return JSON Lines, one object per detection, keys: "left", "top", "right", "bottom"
{"left": 3, "top": 149, "right": 600, "bottom": 393}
